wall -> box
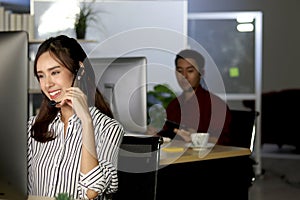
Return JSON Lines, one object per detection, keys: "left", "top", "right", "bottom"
{"left": 188, "top": 0, "right": 300, "bottom": 93}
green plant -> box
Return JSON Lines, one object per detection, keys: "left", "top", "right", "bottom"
{"left": 147, "top": 84, "right": 177, "bottom": 129}
{"left": 74, "top": 0, "right": 97, "bottom": 39}
{"left": 55, "top": 193, "right": 73, "bottom": 200}
{"left": 147, "top": 84, "right": 176, "bottom": 109}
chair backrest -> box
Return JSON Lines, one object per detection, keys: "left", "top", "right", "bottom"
{"left": 113, "top": 135, "right": 163, "bottom": 200}
{"left": 229, "top": 110, "right": 259, "bottom": 151}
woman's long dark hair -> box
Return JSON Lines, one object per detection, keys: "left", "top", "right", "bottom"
{"left": 31, "top": 35, "right": 113, "bottom": 142}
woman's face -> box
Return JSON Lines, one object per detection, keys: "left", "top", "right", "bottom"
{"left": 175, "top": 58, "right": 201, "bottom": 92}
{"left": 36, "top": 51, "right": 74, "bottom": 105}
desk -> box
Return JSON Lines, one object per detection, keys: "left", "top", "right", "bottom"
{"left": 28, "top": 144, "right": 254, "bottom": 200}
{"left": 160, "top": 144, "right": 251, "bottom": 165}
{"left": 157, "top": 144, "right": 254, "bottom": 200}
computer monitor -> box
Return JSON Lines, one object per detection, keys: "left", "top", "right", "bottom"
{"left": 0, "top": 31, "right": 28, "bottom": 199}
{"left": 90, "top": 57, "right": 147, "bottom": 134}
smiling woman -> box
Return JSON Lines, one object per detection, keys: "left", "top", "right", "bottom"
{"left": 27, "top": 35, "right": 125, "bottom": 199}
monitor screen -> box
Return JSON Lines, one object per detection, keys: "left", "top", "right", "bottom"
{"left": 0, "top": 31, "right": 28, "bottom": 199}
{"left": 90, "top": 57, "right": 147, "bottom": 134}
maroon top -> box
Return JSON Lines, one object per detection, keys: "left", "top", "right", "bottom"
{"left": 158, "top": 85, "right": 232, "bottom": 145}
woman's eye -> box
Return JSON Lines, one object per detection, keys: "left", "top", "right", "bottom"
{"left": 51, "top": 71, "right": 60, "bottom": 75}
{"left": 188, "top": 68, "right": 196, "bottom": 73}
{"left": 37, "top": 74, "right": 43, "bottom": 79}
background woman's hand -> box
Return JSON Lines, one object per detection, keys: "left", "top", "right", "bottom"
{"left": 174, "top": 128, "right": 192, "bottom": 142}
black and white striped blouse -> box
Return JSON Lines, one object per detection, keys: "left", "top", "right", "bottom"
{"left": 27, "top": 106, "right": 124, "bottom": 199}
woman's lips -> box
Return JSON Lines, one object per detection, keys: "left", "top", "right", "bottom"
{"left": 49, "top": 90, "right": 61, "bottom": 99}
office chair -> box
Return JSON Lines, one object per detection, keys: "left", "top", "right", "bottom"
{"left": 113, "top": 135, "right": 163, "bottom": 200}
{"left": 228, "top": 110, "right": 259, "bottom": 187}
{"left": 229, "top": 109, "right": 259, "bottom": 151}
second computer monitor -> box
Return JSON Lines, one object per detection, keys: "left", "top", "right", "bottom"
{"left": 90, "top": 57, "right": 147, "bottom": 134}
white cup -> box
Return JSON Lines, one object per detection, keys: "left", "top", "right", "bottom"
{"left": 190, "top": 133, "right": 209, "bottom": 147}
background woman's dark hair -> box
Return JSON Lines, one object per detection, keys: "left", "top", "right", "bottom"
{"left": 175, "top": 49, "right": 205, "bottom": 75}
{"left": 31, "top": 35, "right": 113, "bottom": 142}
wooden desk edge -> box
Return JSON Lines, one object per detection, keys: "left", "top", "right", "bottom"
{"left": 160, "top": 145, "right": 251, "bottom": 165}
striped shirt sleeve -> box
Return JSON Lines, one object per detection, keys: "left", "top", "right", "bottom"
{"left": 78, "top": 107, "right": 124, "bottom": 199}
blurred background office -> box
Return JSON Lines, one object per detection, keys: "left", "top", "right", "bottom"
{"left": 1, "top": 0, "right": 300, "bottom": 199}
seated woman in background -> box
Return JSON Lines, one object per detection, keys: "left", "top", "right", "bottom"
{"left": 27, "top": 35, "right": 124, "bottom": 199}
{"left": 156, "top": 49, "right": 232, "bottom": 145}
